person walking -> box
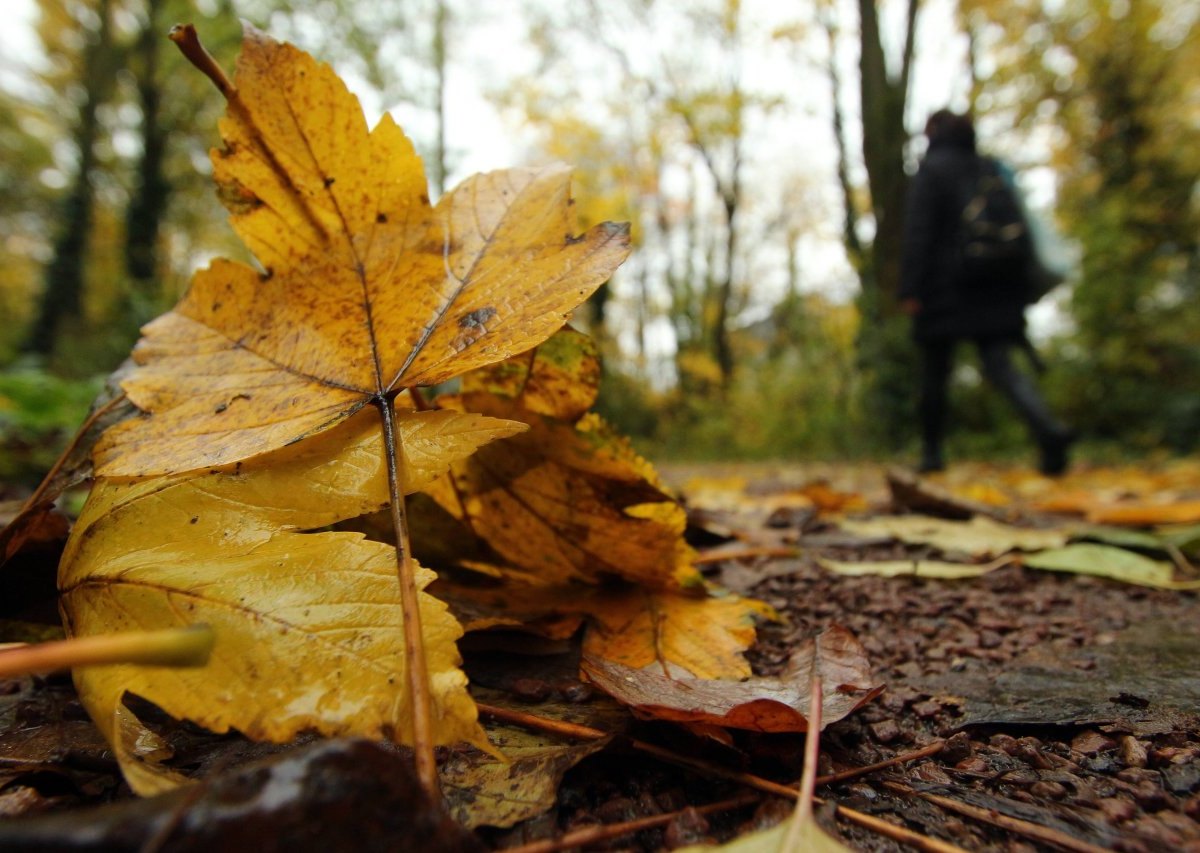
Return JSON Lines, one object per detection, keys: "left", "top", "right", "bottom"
{"left": 899, "top": 109, "right": 1073, "bottom": 475}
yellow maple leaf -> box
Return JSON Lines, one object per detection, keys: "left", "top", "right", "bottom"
{"left": 60, "top": 406, "right": 525, "bottom": 794}
{"left": 78, "top": 24, "right": 628, "bottom": 794}
{"left": 94, "top": 26, "right": 629, "bottom": 478}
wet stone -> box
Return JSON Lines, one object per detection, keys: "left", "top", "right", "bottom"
{"left": 1120, "top": 735, "right": 1149, "bottom": 769}
{"left": 939, "top": 732, "right": 974, "bottom": 765}
{"left": 868, "top": 719, "right": 900, "bottom": 744}
{"left": 509, "top": 678, "right": 552, "bottom": 703}
{"left": 911, "top": 699, "right": 942, "bottom": 719}
{"left": 593, "top": 796, "right": 640, "bottom": 824}
{"left": 663, "top": 807, "right": 710, "bottom": 849}
{"left": 1095, "top": 796, "right": 1137, "bottom": 823}
{"left": 1073, "top": 730, "right": 1118, "bottom": 755}
{"left": 1161, "top": 763, "right": 1200, "bottom": 795}
{"left": 1029, "top": 780, "right": 1068, "bottom": 800}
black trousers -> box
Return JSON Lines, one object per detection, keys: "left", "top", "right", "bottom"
{"left": 918, "top": 336, "right": 1066, "bottom": 461}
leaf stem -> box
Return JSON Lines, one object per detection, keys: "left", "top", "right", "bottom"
{"left": 374, "top": 396, "right": 439, "bottom": 800}
{"left": 782, "top": 675, "right": 823, "bottom": 849}
{"left": 0, "top": 626, "right": 214, "bottom": 679}
{"left": 168, "top": 24, "right": 234, "bottom": 97}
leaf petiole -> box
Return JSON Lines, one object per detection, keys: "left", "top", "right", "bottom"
{"left": 375, "top": 395, "right": 439, "bottom": 800}
{"left": 0, "top": 625, "right": 214, "bottom": 679}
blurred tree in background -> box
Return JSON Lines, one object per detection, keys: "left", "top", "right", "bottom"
{"left": 0, "top": 0, "right": 1196, "bottom": 479}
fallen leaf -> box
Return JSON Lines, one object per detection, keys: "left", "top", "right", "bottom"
{"left": 95, "top": 27, "right": 630, "bottom": 479}
{"left": 683, "top": 677, "right": 854, "bottom": 852}
{"left": 441, "top": 722, "right": 610, "bottom": 829}
{"left": 60, "top": 405, "right": 524, "bottom": 794}
{"left": 817, "top": 557, "right": 1001, "bottom": 580}
{"left": 679, "top": 815, "right": 852, "bottom": 852}
{"left": 582, "top": 587, "right": 774, "bottom": 680}
{"left": 420, "top": 329, "right": 700, "bottom": 590}
{"left": 0, "top": 501, "right": 69, "bottom": 565}
{"left": 839, "top": 514, "right": 1068, "bottom": 558}
{"left": 580, "top": 626, "right": 881, "bottom": 733}
{"left": 430, "top": 575, "right": 592, "bottom": 637}
{"left": 1023, "top": 544, "right": 1200, "bottom": 590}
{"left": 433, "top": 577, "right": 772, "bottom": 681}
{"left": 1075, "top": 525, "right": 1176, "bottom": 552}
{"left": 1086, "top": 501, "right": 1200, "bottom": 527}
{"left": 796, "top": 480, "right": 867, "bottom": 515}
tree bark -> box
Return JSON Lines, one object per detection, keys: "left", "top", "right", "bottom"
{"left": 124, "top": 0, "right": 170, "bottom": 319}
{"left": 853, "top": 0, "right": 921, "bottom": 449}
{"left": 819, "top": 8, "right": 865, "bottom": 273}
{"left": 857, "top": 0, "right": 918, "bottom": 308}
{"left": 26, "top": 0, "right": 115, "bottom": 358}
{"left": 430, "top": 0, "right": 448, "bottom": 198}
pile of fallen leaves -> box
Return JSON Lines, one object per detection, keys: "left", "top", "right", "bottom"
{"left": 0, "top": 24, "right": 873, "bottom": 851}
{"left": 2, "top": 24, "right": 1199, "bottom": 853}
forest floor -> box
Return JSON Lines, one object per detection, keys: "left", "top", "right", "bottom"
{"left": 1, "top": 460, "right": 1198, "bottom": 851}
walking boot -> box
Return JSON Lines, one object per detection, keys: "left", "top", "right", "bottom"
{"left": 1039, "top": 430, "right": 1074, "bottom": 476}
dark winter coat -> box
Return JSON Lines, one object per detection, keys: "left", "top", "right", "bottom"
{"left": 899, "top": 140, "right": 1030, "bottom": 342}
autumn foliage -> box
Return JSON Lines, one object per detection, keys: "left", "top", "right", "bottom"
{"left": 46, "top": 25, "right": 835, "bottom": 798}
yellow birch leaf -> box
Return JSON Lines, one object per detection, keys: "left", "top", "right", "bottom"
{"left": 94, "top": 26, "right": 629, "bottom": 478}
{"left": 60, "top": 406, "right": 525, "bottom": 794}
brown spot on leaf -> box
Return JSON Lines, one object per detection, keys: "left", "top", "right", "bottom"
{"left": 458, "top": 307, "right": 497, "bottom": 330}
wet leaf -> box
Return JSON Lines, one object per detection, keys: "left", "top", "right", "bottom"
{"left": 1023, "top": 544, "right": 1200, "bottom": 590}
{"left": 60, "top": 405, "right": 524, "bottom": 793}
{"left": 94, "top": 27, "right": 630, "bottom": 479}
{"left": 839, "top": 515, "right": 1068, "bottom": 558}
{"left": 580, "top": 626, "right": 881, "bottom": 733}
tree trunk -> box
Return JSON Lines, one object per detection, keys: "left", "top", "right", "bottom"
{"left": 819, "top": 8, "right": 865, "bottom": 273}
{"left": 857, "top": 0, "right": 917, "bottom": 309}
{"left": 430, "top": 0, "right": 448, "bottom": 198}
{"left": 124, "top": 0, "right": 170, "bottom": 327}
{"left": 854, "top": 0, "right": 921, "bottom": 450}
{"left": 26, "top": 0, "right": 114, "bottom": 359}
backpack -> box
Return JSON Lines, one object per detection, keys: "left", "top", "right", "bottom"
{"left": 957, "top": 157, "right": 1035, "bottom": 289}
